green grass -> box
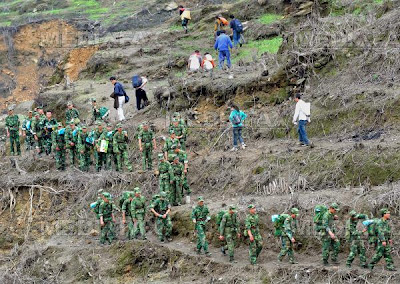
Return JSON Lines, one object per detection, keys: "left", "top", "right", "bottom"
{"left": 258, "top": 13, "right": 283, "bottom": 25}
{"left": 233, "top": 37, "right": 283, "bottom": 63}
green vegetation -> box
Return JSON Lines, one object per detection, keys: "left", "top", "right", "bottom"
{"left": 233, "top": 37, "right": 283, "bottom": 63}
{"left": 258, "top": 13, "right": 283, "bottom": 25}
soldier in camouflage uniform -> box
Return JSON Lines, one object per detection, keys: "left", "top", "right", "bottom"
{"left": 278, "top": 208, "right": 299, "bottom": 264}
{"left": 91, "top": 98, "right": 110, "bottom": 123}
{"left": 174, "top": 144, "right": 191, "bottom": 199}
{"left": 22, "top": 110, "right": 35, "bottom": 151}
{"left": 121, "top": 191, "right": 135, "bottom": 240}
{"left": 157, "top": 154, "right": 173, "bottom": 194}
{"left": 138, "top": 121, "right": 157, "bottom": 171}
{"left": 52, "top": 123, "right": 67, "bottom": 170}
{"left": 65, "top": 101, "right": 80, "bottom": 124}
{"left": 172, "top": 112, "right": 186, "bottom": 129}
{"left": 130, "top": 188, "right": 147, "bottom": 239}
{"left": 320, "top": 203, "right": 340, "bottom": 266}
{"left": 192, "top": 197, "right": 211, "bottom": 255}
{"left": 219, "top": 205, "right": 240, "bottom": 262}
{"left": 163, "top": 130, "right": 180, "bottom": 160}
{"left": 169, "top": 118, "right": 187, "bottom": 150}
{"left": 345, "top": 210, "right": 367, "bottom": 268}
{"left": 369, "top": 208, "right": 396, "bottom": 271}
{"left": 98, "top": 124, "right": 115, "bottom": 170}
{"left": 150, "top": 192, "right": 172, "bottom": 242}
{"left": 93, "top": 122, "right": 106, "bottom": 171}
{"left": 170, "top": 155, "right": 184, "bottom": 206}
{"left": 77, "top": 125, "right": 93, "bottom": 171}
{"left": 5, "top": 107, "right": 21, "bottom": 155}
{"left": 65, "top": 120, "right": 80, "bottom": 166}
{"left": 32, "top": 112, "right": 45, "bottom": 155}
{"left": 42, "top": 111, "right": 58, "bottom": 155}
{"left": 113, "top": 123, "right": 132, "bottom": 172}
{"left": 245, "top": 204, "right": 263, "bottom": 265}
{"left": 99, "top": 192, "right": 117, "bottom": 245}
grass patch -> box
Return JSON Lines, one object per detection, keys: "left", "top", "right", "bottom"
{"left": 233, "top": 37, "right": 283, "bottom": 63}
{"left": 258, "top": 13, "right": 283, "bottom": 25}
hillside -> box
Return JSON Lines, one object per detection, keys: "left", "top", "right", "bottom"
{"left": 1, "top": 0, "right": 400, "bottom": 283}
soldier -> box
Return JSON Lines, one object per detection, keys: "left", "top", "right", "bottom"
{"left": 5, "top": 106, "right": 21, "bottom": 155}
{"left": 278, "top": 208, "right": 299, "bottom": 264}
{"left": 192, "top": 197, "right": 211, "bottom": 255}
{"left": 138, "top": 121, "right": 157, "bottom": 171}
{"left": 65, "top": 120, "right": 80, "bottom": 166}
{"left": 22, "top": 110, "right": 35, "bottom": 151}
{"left": 98, "top": 192, "right": 117, "bottom": 245}
{"left": 91, "top": 98, "right": 110, "bottom": 123}
{"left": 321, "top": 203, "right": 340, "bottom": 266}
{"left": 172, "top": 112, "right": 186, "bottom": 129}
{"left": 99, "top": 123, "right": 115, "bottom": 170}
{"left": 113, "top": 123, "right": 132, "bottom": 172}
{"left": 77, "top": 125, "right": 93, "bottom": 171}
{"left": 121, "top": 191, "right": 135, "bottom": 240}
{"left": 130, "top": 188, "right": 147, "bottom": 240}
{"left": 52, "top": 123, "right": 67, "bottom": 171}
{"left": 157, "top": 154, "right": 173, "bottom": 194}
{"left": 150, "top": 192, "right": 172, "bottom": 242}
{"left": 65, "top": 101, "right": 80, "bottom": 124}
{"left": 369, "top": 208, "right": 396, "bottom": 271}
{"left": 245, "top": 204, "right": 263, "bottom": 265}
{"left": 42, "top": 111, "right": 57, "bottom": 155}
{"left": 93, "top": 122, "right": 106, "bottom": 171}
{"left": 170, "top": 155, "right": 184, "bottom": 206}
{"left": 32, "top": 112, "right": 45, "bottom": 155}
{"left": 345, "top": 210, "right": 367, "bottom": 268}
{"left": 174, "top": 144, "right": 191, "bottom": 201}
{"left": 163, "top": 130, "right": 180, "bottom": 160}
{"left": 169, "top": 118, "right": 187, "bottom": 150}
{"left": 219, "top": 205, "right": 240, "bottom": 262}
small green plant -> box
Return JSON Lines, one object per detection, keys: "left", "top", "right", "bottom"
{"left": 258, "top": 13, "right": 283, "bottom": 25}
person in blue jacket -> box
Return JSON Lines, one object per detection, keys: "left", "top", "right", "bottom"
{"left": 229, "top": 103, "right": 247, "bottom": 151}
{"left": 214, "top": 30, "right": 233, "bottom": 70}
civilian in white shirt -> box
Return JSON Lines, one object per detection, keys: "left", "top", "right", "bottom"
{"left": 292, "top": 93, "right": 310, "bottom": 146}
{"left": 188, "top": 50, "right": 202, "bottom": 72}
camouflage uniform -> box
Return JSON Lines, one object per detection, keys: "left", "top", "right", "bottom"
{"left": 163, "top": 135, "right": 180, "bottom": 157}
{"left": 93, "top": 125, "right": 106, "bottom": 171}
{"left": 65, "top": 125, "right": 80, "bottom": 166}
{"left": 245, "top": 205, "right": 263, "bottom": 264}
{"left": 121, "top": 193, "right": 135, "bottom": 240}
{"left": 369, "top": 209, "right": 395, "bottom": 271}
{"left": 32, "top": 115, "right": 45, "bottom": 154}
{"left": 191, "top": 197, "right": 211, "bottom": 254}
{"left": 158, "top": 155, "right": 173, "bottom": 194}
{"left": 113, "top": 127, "right": 132, "bottom": 172}
{"left": 98, "top": 194, "right": 117, "bottom": 245}
{"left": 219, "top": 206, "right": 239, "bottom": 261}
{"left": 99, "top": 128, "right": 115, "bottom": 170}
{"left": 138, "top": 128, "right": 155, "bottom": 170}
{"left": 169, "top": 123, "right": 187, "bottom": 150}
{"left": 150, "top": 194, "right": 172, "bottom": 242}
{"left": 52, "top": 125, "right": 67, "bottom": 170}
{"left": 278, "top": 208, "right": 299, "bottom": 264}
{"left": 77, "top": 128, "right": 93, "bottom": 171}
{"left": 170, "top": 158, "right": 184, "bottom": 205}
{"left": 92, "top": 100, "right": 109, "bottom": 122}
{"left": 345, "top": 211, "right": 367, "bottom": 267}
{"left": 22, "top": 113, "right": 35, "bottom": 151}
{"left": 130, "top": 190, "right": 147, "bottom": 239}
{"left": 42, "top": 118, "right": 58, "bottom": 155}
{"left": 175, "top": 148, "right": 191, "bottom": 196}
{"left": 320, "top": 204, "right": 340, "bottom": 265}
{"left": 5, "top": 112, "right": 21, "bottom": 155}
{"left": 65, "top": 107, "right": 80, "bottom": 123}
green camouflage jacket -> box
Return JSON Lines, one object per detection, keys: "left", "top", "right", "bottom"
{"left": 376, "top": 218, "right": 392, "bottom": 243}
{"left": 65, "top": 108, "right": 80, "bottom": 122}
{"left": 150, "top": 199, "right": 171, "bottom": 214}
{"left": 219, "top": 212, "right": 239, "bottom": 235}
{"left": 158, "top": 161, "right": 173, "bottom": 179}
{"left": 5, "top": 114, "right": 20, "bottom": 132}
{"left": 191, "top": 205, "right": 210, "bottom": 225}
{"left": 65, "top": 127, "right": 80, "bottom": 147}
{"left": 113, "top": 131, "right": 129, "bottom": 153}
{"left": 283, "top": 216, "right": 298, "bottom": 240}
{"left": 130, "top": 196, "right": 147, "bottom": 217}
{"left": 163, "top": 137, "right": 180, "bottom": 153}
{"left": 245, "top": 213, "right": 260, "bottom": 235}
{"left": 52, "top": 128, "right": 66, "bottom": 150}
{"left": 99, "top": 201, "right": 117, "bottom": 221}
{"left": 171, "top": 162, "right": 184, "bottom": 182}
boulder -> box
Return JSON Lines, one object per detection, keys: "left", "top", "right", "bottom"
{"left": 164, "top": 2, "right": 178, "bottom": 11}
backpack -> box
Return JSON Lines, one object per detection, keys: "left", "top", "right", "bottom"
{"left": 363, "top": 219, "right": 378, "bottom": 244}
{"left": 313, "top": 205, "right": 328, "bottom": 232}
{"left": 216, "top": 210, "right": 226, "bottom": 227}
{"left": 125, "top": 95, "right": 130, "bottom": 103}
{"left": 234, "top": 19, "right": 243, "bottom": 33}
{"left": 99, "top": 107, "right": 110, "bottom": 119}
{"left": 272, "top": 214, "right": 289, "bottom": 237}
{"left": 132, "top": 75, "right": 143, "bottom": 88}
{"left": 232, "top": 111, "right": 242, "bottom": 125}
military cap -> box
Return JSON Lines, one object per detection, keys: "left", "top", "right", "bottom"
{"left": 229, "top": 204, "right": 236, "bottom": 210}
{"left": 73, "top": 118, "right": 80, "bottom": 125}
{"left": 69, "top": 120, "right": 75, "bottom": 125}
{"left": 106, "top": 123, "right": 113, "bottom": 127}
{"left": 173, "top": 112, "right": 180, "bottom": 117}
{"left": 291, "top": 208, "right": 299, "bottom": 215}
{"left": 81, "top": 124, "right": 87, "bottom": 129}
{"left": 8, "top": 106, "right": 14, "bottom": 111}
{"left": 67, "top": 101, "right": 73, "bottom": 106}
{"left": 34, "top": 112, "right": 39, "bottom": 116}
{"left": 96, "top": 121, "right": 102, "bottom": 126}
{"left": 349, "top": 210, "right": 357, "bottom": 217}
{"left": 116, "top": 123, "right": 123, "bottom": 128}
{"left": 28, "top": 110, "right": 33, "bottom": 113}
{"left": 158, "top": 153, "right": 164, "bottom": 160}
{"left": 142, "top": 121, "right": 149, "bottom": 126}
{"left": 380, "top": 208, "right": 390, "bottom": 216}
{"left": 102, "top": 192, "right": 111, "bottom": 198}
{"left": 57, "top": 123, "right": 63, "bottom": 127}
{"left": 330, "top": 203, "right": 340, "bottom": 211}
{"left": 160, "top": 192, "right": 167, "bottom": 198}
{"left": 173, "top": 155, "right": 179, "bottom": 160}
{"left": 91, "top": 98, "right": 97, "bottom": 102}
{"left": 134, "top": 187, "right": 141, "bottom": 193}
{"left": 248, "top": 204, "right": 255, "bottom": 209}
{"left": 198, "top": 196, "right": 204, "bottom": 202}
{"left": 97, "top": 188, "right": 104, "bottom": 194}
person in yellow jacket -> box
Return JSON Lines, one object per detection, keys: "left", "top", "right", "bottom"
{"left": 178, "top": 5, "right": 191, "bottom": 34}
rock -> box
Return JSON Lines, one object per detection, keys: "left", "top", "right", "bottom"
{"left": 63, "top": 63, "right": 74, "bottom": 70}
{"left": 257, "top": 0, "right": 268, "bottom": 5}
{"left": 90, "top": 229, "right": 99, "bottom": 236}
{"left": 164, "top": 2, "right": 178, "bottom": 11}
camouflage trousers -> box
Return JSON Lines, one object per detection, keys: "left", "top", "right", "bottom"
{"left": 94, "top": 151, "right": 106, "bottom": 171}
{"left": 249, "top": 232, "right": 263, "bottom": 264}
{"left": 155, "top": 215, "right": 172, "bottom": 241}
{"left": 170, "top": 179, "right": 182, "bottom": 206}
{"left": 105, "top": 150, "right": 116, "bottom": 170}
{"left": 178, "top": 138, "right": 186, "bottom": 150}
{"left": 9, "top": 131, "right": 21, "bottom": 155}
{"left": 100, "top": 219, "right": 115, "bottom": 244}
{"left": 55, "top": 148, "right": 66, "bottom": 170}
{"left": 346, "top": 238, "right": 366, "bottom": 266}
{"left": 278, "top": 236, "right": 294, "bottom": 261}
{"left": 142, "top": 147, "right": 153, "bottom": 170}
{"left": 115, "top": 150, "right": 132, "bottom": 172}
{"left": 182, "top": 176, "right": 191, "bottom": 195}
{"left": 223, "top": 227, "right": 237, "bottom": 258}
{"left": 79, "top": 150, "right": 91, "bottom": 171}
{"left": 195, "top": 223, "right": 209, "bottom": 253}
{"left": 133, "top": 213, "right": 146, "bottom": 239}
{"left": 125, "top": 216, "right": 135, "bottom": 240}
{"left": 35, "top": 137, "right": 45, "bottom": 154}
{"left": 321, "top": 237, "right": 340, "bottom": 262}
{"left": 44, "top": 136, "right": 52, "bottom": 155}
{"left": 25, "top": 134, "right": 35, "bottom": 151}
{"left": 159, "top": 176, "right": 170, "bottom": 194}
{"left": 370, "top": 243, "right": 394, "bottom": 269}
{"left": 68, "top": 146, "right": 78, "bottom": 166}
